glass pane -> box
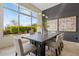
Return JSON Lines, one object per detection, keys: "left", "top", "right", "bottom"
{"left": 19, "top": 14, "right": 31, "bottom": 34}
{"left": 31, "top": 17, "right": 37, "bottom": 33}
{"left": 4, "top": 8, "right": 18, "bottom": 34}
{"left": 20, "top": 14, "right": 31, "bottom": 26}
{"left": 20, "top": 6, "right": 31, "bottom": 15}
{"left": 32, "top": 17, "right": 37, "bottom": 24}
{"left": 32, "top": 11, "right": 37, "bottom": 17}
{"left": 4, "top": 3, "right": 18, "bottom": 11}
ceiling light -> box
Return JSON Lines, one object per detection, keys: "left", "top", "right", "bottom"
{"left": 42, "top": 14, "right": 45, "bottom": 16}
{"left": 38, "top": 13, "right": 42, "bottom": 15}
{"left": 46, "top": 16, "right": 48, "bottom": 18}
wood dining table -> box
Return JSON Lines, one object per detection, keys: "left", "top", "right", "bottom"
{"left": 21, "top": 32, "right": 60, "bottom": 56}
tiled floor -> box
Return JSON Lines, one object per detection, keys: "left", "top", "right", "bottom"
{"left": 0, "top": 40, "right": 79, "bottom": 56}
{"left": 61, "top": 40, "right": 79, "bottom": 56}
{"left": 0, "top": 46, "right": 15, "bottom": 56}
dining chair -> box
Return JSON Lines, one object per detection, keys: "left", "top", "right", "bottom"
{"left": 46, "top": 34, "right": 62, "bottom": 56}
{"left": 21, "top": 38, "right": 30, "bottom": 44}
{"left": 14, "top": 38, "right": 37, "bottom": 56}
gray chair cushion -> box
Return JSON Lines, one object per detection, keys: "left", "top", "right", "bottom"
{"left": 21, "top": 39, "right": 29, "bottom": 44}
{"left": 23, "top": 43, "right": 36, "bottom": 55}
{"left": 47, "top": 42, "right": 57, "bottom": 49}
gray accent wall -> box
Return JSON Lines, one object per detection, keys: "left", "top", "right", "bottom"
{"left": 43, "top": 3, "right": 79, "bottom": 42}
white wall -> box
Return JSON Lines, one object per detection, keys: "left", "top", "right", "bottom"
{"left": 0, "top": 4, "right": 14, "bottom": 48}
{"left": 0, "top": 3, "right": 3, "bottom": 40}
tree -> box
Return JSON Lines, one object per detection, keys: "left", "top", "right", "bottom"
{"left": 11, "top": 19, "right": 18, "bottom": 26}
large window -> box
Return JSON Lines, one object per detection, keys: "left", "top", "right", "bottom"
{"left": 59, "top": 16, "right": 76, "bottom": 32}
{"left": 20, "top": 14, "right": 31, "bottom": 26}
{"left": 32, "top": 17, "right": 38, "bottom": 24}
{"left": 32, "top": 11, "right": 38, "bottom": 17}
{"left": 4, "top": 3, "right": 18, "bottom": 11}
{"left": 47, "top": 19, "right": 57, "bottom": 32}
{"left": 3, "top": 3, "right": 38, "bottom": 35}
{"left": 4, "top": 9, "right": 18, "bottom": 28}
{"left": 4, "top": 8, "right": 18, "bottom": 34}
{"left": 20, "top": 6, "right": 31, "bottom": 15}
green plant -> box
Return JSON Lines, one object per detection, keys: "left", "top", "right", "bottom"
{"left": 19, "top": 26, "right": 27, "bottom": 33}
{"left": 10, "top": 26, "right": 18, "bottom": 34}
{"left": 4, "top": 24, "right": 37, "bottom": 35}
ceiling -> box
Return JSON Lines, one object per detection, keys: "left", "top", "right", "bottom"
{"left": 32, "top": 3, "right": 60, "bottom": 11}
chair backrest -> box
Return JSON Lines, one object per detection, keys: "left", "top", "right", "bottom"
{"left": 55, "top": 34, "right": 61, "bottom": 43}
{"left": 14, "top": 39, "right": 24, "bottom": 56}
{"left": 59, "top": 33, "right": 64, "bottom": 42}
{"left": 55, "top": 33, "right": 64, "bottom": 45}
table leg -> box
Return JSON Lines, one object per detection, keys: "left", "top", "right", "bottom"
{"left": 30, "top": 40, "right": 45, "bottom": 56}
{"left": 36, "top": 43, "right": 45, "bottom": 56}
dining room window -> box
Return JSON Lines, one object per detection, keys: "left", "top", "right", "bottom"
{"left": 3, "top": 3, "right": 38, "bottom": 35}
{"left": 19, "top": 14, "right": 31, "bottom": 33}
{"left": 3, "top": 5, "right": 18, "bottom": 35}
{"left": 19, "top": 5, "right": 38, "bottom": 34}
{"left": 32, "top": 11, "right": 38, "bottom": 18}
{"left": 4, "top": 3, "right": 18, "bottom": 11}
{"left": 19, "top": 5, "right": 31, "bottom": 16}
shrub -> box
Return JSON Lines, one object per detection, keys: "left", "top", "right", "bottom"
{"left": 19, "top": 26, "right": 27, "bottom": 33}
{"left": 10, "top": 26, "right": 18, "bottom": 34}
{"left": 3, "top": 29, "right": 10, "bottom": 35}
{"left": 4, "top": 25, "right": 37, "bottom": 35}
{"left": 31, "top": 26, "right": 37, "bottom": 32}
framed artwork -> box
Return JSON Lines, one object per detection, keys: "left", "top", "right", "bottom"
{"left": 59, "top": 16, "right": 76, "bottom": 32}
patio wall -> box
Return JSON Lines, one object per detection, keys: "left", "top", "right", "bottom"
{"left": 43, "top": 3, "right": 79, "bottom": 43}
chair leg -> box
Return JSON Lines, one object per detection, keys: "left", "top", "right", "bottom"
{"left": 29, "top": 52, "right": 31, "bottom": 55}
{"left": 15, "top": 52, "right": 17, "bottom": 56}
{"left": 50, "top": 48, "right": 53, "bottom": 56}
{"left": 60, "top": 43, "right": 62, "bottom": 51}
{"left": 62, "top": 42, "right": 64, "bottom": 48}
{"left": 58, "top": 46, "right": 61, "bottom": 55}
{"left": 60, "top": 42, "right": 64, "bottom": 51}
{"left": 55, "top": 49, "right": 58, "bottom": 56}
{"left": 48, "top": 46, "right": 50, "bottom": 50}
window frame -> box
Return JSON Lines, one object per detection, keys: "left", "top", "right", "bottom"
{"left": 3, "top": 3, "right": 38, "bottom": 35}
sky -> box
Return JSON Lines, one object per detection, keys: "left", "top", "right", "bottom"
{"left": 4, "top": 3, "right": 37, "bottom": 28}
